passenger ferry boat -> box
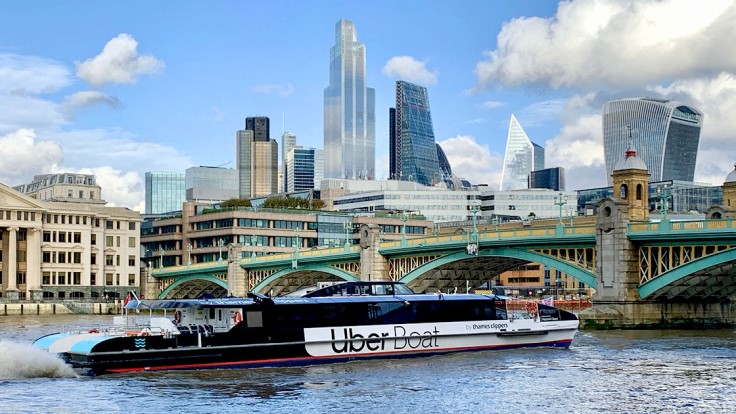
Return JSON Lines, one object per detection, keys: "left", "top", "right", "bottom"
{"left": 33, "top": 282, "right": 579, "bottom": 375}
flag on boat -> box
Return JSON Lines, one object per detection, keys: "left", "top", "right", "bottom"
{"left": 123, "top": 292, "right": 132, "bottom": 306}
{"left": 541, "top": 297, "right": 554, "bottom": 307}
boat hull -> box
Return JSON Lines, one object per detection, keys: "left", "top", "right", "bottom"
{"left": 40, "top": 319, "right": 577, "bottom": 375}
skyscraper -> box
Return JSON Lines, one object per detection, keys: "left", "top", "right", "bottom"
{"left": 602, "top": 98, "right": 703, "bottom": 185}
{"left": 285, "top": 148, "right": 324, "bottom": 192}
{"left": 324, "top": 19, "right": 375, "bottom": 180}
{"left": 500, "top": 114, "right": 544, "bottom": 191}
{"left": 236, "top": 117, "right": 278, "bottom": 198}
{"left": 436, "top": 144, "right": 452, "bottom": 179}
{"left": 281, "top": 132, "right": 297, "bottom": 192}
{"left": 389, "top": 81, "right": 441, "bottom": 186}
{"left": 145, "top": 171, "right": 185, "bottom": 214}
{"left": 529, "top": 167, "right": 565, "bottom": 191}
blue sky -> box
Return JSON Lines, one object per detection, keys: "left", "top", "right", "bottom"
{"left": 2, "top": 0, "right": 736, "bottom": 211}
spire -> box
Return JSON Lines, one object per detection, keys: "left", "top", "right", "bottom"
{"left": 624, "top": 125, "right": 637, "bottom": 158}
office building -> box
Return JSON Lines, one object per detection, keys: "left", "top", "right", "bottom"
{"left": 145, "top": 172, "right": 185, "bottom": 214}
{"left": 246, "top": 116, "right": 270, "bottom": 141}
{"left": 185, "top": 166, "right": 239, "bottom": 202}
{"left": 436, "top": 144, "right": 453, "bottom": 179}
{"left": 500, "top": 114, "right": 544, "bottom": 191}
{"left": 1, "top": 182, "right": 141, "bottom": 301}
{"left": 236, "top": 117, "right": 279, "bottom": 198}
{"left": 529, "top": 167, "right": 565, "bottom": 191}
{"left": 286, "top": 148, "right": 324, "bottom": 192}
{"left": 602, "top": 98, "right": 703, "bottom": 185}
{"left": 281, "top": 132, "right": 297, "bottom": 192}
{"left": 389, "top": 81, "right": 441, "bottom": 186}
{"left": 13, "top": 173, "right": 105, "bottom": 205}
{"left": 324, "top": 19, "right": 375, "bottom": 180}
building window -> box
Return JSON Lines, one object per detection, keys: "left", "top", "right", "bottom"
{"left": 106, "top": 236, "right": 113, "bottom": 247}
{"left": 105, "top": 273, "right": 113, "bottom": 286}
{"left": 73, "top": 252, "right": 82, "bottom": 264}
{"left": 106, "top": 220, "right": 113, "bottom": 229}
{"left": 116, "top": 236, "right": 121, "bottom": 247}
{"left": 116, "top": 255, "right": 120, "bottom": 266}
{"left": 74, "top": 232, "right": 81, "bottom": 243}
{"left": 91, "top": 272, "right": 96, "bottom": 285}
{"left": 91, "top": 253, "right": 97, "bottom": 265}
{"left": 58, "top": 272, "right": 66, "bottom": 285}
{"left": 73, "top": 272, "right": 81, "bottom": 285}
{"left": 42, "top": 251, "right": 51, "bottom": 263}
{"left": 129, "top": 237, "right": 135, "bottom": 248}
{"left": 129, "top": 222, "right": 136, "bottom": 231}
{"left": 91, "top": 234, "right": 97, "bottom": 245}
{"left": 43, "top": 231, "right": 51, "bottom": 242}
{"left": 42, "top": 272, "right": 51, "bottom": 285}
{"left": 79, "top": 190, "right": 84, "bottom": 199}
{"left": 17, "top": 250, "right": 26, "bottom": 262}
{"left": 128, "top": 274, "right": 135, "bottom": 285}
{"left": 58, "top": 252, "right": 66, "bottom": 263}
{"left": 128, "top": 255, "right": 136, "bottom": 266}
{"left": 105, "top": 255, "right": 114, "bottom": 266}
{"left": 16, "top": 271, "right": 26, "bottom": 285}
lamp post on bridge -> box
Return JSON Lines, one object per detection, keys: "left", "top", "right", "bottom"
{"left": 250, "top": 235, "right": 258, "bottom": 261}
{"left": 554, "top": 192, "right": 568, "bottom": 226}
{"left": 343, "top": 221, "right": 352, "bottom": 249}
{"left": 187, "top": 243, "right": 192, "bottom": 267}
{"left": 401, "top": 212, "right": 409, "bottom": 247}
{"left": 657, "top": 185, "right": 670, "bottom": 222}
{"left": 466, "top": 204, "right": 480, "bottom": 255}
{"left": 158, "top": 246, "right": 164, "bottom": 270}
{"left": 217, "top": 238, "right": 224, "bottom": 264}
{"left": 292, "top": 227, "right": 300, "bottom": 269}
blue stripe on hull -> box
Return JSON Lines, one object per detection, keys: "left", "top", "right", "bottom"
{"left": 100, "top": 338, "right": 572, "bottom": 375}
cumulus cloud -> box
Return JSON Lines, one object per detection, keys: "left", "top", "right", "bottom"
{"left": 252, "top": 83, "right": 294, "bottom": 97}
{"left": 60, "top": 91, "right": 121, "bottom": 119}
{"left": 382, "top": 56, "right": 438, "bottom": 85}
{"left": 474, "top": 0, "right": 736, "bottom": 90}
{"left": 0, "top": 129, "right": 64, "bottom": 185}
{"left": 437, "top": 135, "right": 503, "bottom": 188}
{"left": 52, "top": 166, "right": 144, "bottom": 212}
{"left": 76, "top": 33, "right": 164, "bottom": 87}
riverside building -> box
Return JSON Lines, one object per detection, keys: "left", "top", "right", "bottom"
{"left": 0, "top": 182, "right": 141, "bottom": 301}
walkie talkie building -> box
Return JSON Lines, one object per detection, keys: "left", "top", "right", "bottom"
{"left": 602, "top": 98, "right": 703, "bottom": 185}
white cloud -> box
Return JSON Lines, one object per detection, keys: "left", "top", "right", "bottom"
{"left": 0, "top": 54, "right": 72, "bottom": 95}
{"left": 474, "top": 0, "right": 736, "bottom": 90}
{"left": 53, "top": 166, "right": 145, "bottom": 212}
{"left": 60, "top": 91, "right": 121, "bottom": 119}
{"left": 76, "top": 33, "right": 164, "bottom": 87}
{"left": 0, "top": 129, "right": 64, "bottom": 185}
{"left": 0, "top": 94, "right": 64, "bottom": 134}
{"left": 482, "top": 101, "right": 505, "bottom": 110}
{"left": 252, "top": 83, "right": 294, "bottom": 97}
{"left": 382, "top": 56, "right": 438, "bottom": 85}
{"left": 544, "top": 113, "right": 607, "bottom": 190}
{"left": 437, "top": 135, "right": 503, "bottom": 188}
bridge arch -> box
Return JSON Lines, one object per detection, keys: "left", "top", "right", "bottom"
{"left": 159, "top": 274, "right": 228, "bottom": 299}
{"left": 638, "top": 248, "right": 736, "bottom": 300}
{"left": 399, "top": 247, "right": 597, "bottom": 288}
{"left": 251, "top": 265, "right": 360, "bottom": 295}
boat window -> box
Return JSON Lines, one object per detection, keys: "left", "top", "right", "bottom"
{"left": 246, "top": 311, "right": 263, "bottom": 328}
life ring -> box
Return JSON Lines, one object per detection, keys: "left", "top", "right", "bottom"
{"left": 138, "top": 332, "right": 149, "bottom": 337}
{"left": 233, "top": 311, "right": 243, "bottom": 324}
{"left": 88, "top": 329, "right": 99, "bottom": 334}
{"left": 525, "top": 301, "right": 538, "bottom": 317}
{"left": 174, "top": 310, "right": 182, "bottom": 324}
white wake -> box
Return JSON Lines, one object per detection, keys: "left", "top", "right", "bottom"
{"left": 0, "top": 340, "right": 77, "bottom": 379}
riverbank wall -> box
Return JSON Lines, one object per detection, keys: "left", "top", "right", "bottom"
{"left": 0, "top": 302, "right": 121, "bottom": 316}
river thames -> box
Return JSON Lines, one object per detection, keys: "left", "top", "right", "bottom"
{"left": 1, "top": 315, "right": 735, "bottom": 414}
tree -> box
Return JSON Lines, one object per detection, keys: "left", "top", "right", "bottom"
{"left": 221, "top": 198, "right": 251, "bottom": 208}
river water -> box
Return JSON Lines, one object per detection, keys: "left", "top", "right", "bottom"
{"left": 1, "top": 315, "right": 735, "bottom": 414}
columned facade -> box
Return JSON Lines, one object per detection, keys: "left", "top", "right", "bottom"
{"left": 1, "top": 183, "right": 142, "bottom": 301}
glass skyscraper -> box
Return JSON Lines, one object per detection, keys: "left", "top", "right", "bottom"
{"left": 286, "top": 148, "right": 324, "bottom": 192}
{"left": 324, "top": 19, "right": 375, "bottom": 180}
{"left": 529, "top": 167, "right": 565, "bottom": 191}
{"left": 500, "top": 114, "right": 544, "bottom": 191}
{"left": 389, "top": 81, "right": 441, "bottom": 186}
{"left": 145, "top": 171, "right": 185, "bottom": 214}
{"left": 602, "top": 98, "right": 703, "bottom": 185}
{"left": 236, "top": 117, "right": 278, "bottom": 198}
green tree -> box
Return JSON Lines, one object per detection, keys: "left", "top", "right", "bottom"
{"left": 221, "top": 198, "right": 251, "bottom": 208}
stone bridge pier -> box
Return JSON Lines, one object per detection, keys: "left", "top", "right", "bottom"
{"left": 581, "top": 197, "right": 736, "bottom": 328}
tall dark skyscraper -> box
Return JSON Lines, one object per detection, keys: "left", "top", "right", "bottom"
{"left": 602, "top": 98, "right": 703, "bottom": 185}
{"left": 529, "top": 167, "right": 565, "bottom": 191}
{"left": 323, "top": 19, "right": 375, "bottom": 180}
{"left": 246, "top": 117, "right": 270, "bottom": 142}
{"left": 389, "top": 80, "right": 441, "bottom": 186}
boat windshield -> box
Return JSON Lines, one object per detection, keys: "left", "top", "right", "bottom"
{"left": 304, "top": 282, "right": 414, "bottom": 297}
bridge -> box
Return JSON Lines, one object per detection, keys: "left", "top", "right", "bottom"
{"left": 141, "top": 199, "right": 736, "bottom": 327}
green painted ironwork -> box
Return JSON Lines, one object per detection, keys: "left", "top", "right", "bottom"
{"left": 159, "top": 274, "right": 228, "bottom": 299}
{"left": 251, "top": 265, "right": 360, "bottom": 294}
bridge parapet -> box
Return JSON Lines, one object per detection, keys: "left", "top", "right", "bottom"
{"left": 629, "top": 218, "right": 736, "bottom": 240}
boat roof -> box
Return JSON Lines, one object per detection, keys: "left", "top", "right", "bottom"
{"left": 124, "top": 293, "right": 504, "bottom": 310}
